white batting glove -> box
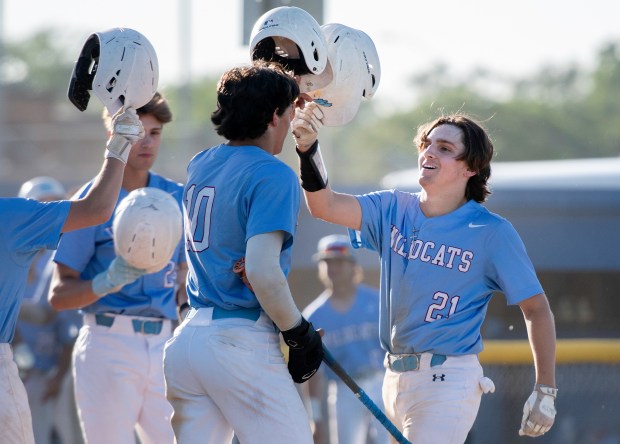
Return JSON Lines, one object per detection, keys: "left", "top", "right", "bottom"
{"left": 105, "top": 107, "right": 145, "bottom": 164}
{"left": 291, "top": 102, "right": 324, "bottom": 151}
{"left": 519, "top": 384, "right": 557, "bottom": 437}
{"left": 92, "top": 256, "right": 147, "bottom": 298}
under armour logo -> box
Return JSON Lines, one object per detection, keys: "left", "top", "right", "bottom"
{"left": 432, "top": 374, "right": 446, "bottom": 382}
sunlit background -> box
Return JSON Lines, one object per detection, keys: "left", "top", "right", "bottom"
{"left": 1, "top": 1, "right": 619, "bottom": 443}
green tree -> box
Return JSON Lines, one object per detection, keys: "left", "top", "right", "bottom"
{"left": 2, "top": 29, "right": 78, "bottom": 98}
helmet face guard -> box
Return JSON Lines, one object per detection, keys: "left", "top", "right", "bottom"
{"left": 67, "top": 35, "right": 100, "bottom": 112}
{"left": 68, "top": 28, "right": 159, "bottom": 114}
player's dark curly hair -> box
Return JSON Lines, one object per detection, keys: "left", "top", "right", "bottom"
{"left": 211, "top": 60, "right": 300, "bottom": 141}
{"left": 415, "top": 114, "right": 494, "bottom": 203}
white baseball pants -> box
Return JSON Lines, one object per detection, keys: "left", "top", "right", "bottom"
{"left": 383, "top": 353, "right": 484, "bottom": 444}
{"left": 73, "top": 314, "right": 174, "bottom": 444}
{"left": 163, "top": 307, "right": 314, "bottom": 444}
{"left": 0, "top": 343, "right": 35, "bottom": 444}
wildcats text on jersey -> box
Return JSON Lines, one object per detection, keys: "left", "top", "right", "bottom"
{"left": 390, "top": 225, "right": 473, "bottom": 272}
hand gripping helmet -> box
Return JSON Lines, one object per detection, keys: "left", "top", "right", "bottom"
{"left": 18, "top": 176, "right": 66, "bottom": 201}
{"left": 302, "top": 23, "right": 380, "bottom": 126}
{"left": 113, "top": 187, "right": 182, "bottom": 274}
{"left": 68, "top": 27, "right": 159, "bottom": 115}
{"left": 249, "top": 6, "right": 327, "bottom": 76}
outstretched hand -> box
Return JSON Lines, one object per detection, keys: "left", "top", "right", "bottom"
{"left": 92, "top": 256, "right": 147, "bottom": 298}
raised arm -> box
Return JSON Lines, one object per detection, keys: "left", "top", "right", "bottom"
{"left": 291, "top": 103, "right": 362, "bottom": 231}
{"left": 62, "top": 159, "right": 125, "bottom": 232}
{"left": 62, "top": 107, "right": 144, "bottom": 233}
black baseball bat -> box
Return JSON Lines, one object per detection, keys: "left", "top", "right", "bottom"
{"left": 321, "top": 345, "right": 411, "bottom": 444}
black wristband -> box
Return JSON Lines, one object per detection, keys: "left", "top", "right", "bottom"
{"left": 296, "top": 140, "right": 328, "bottom": 192}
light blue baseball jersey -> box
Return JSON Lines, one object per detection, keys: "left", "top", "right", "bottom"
{"left": 17, "top": 250, "right": 81, "bottom": 371}
{"left": 303, "top": 284, "right": 384, "bottom": 381}
{"left": 184, "top": 144, "right": 300, "bottom": 310}
{"left": 350, "top": 190, "right": 543, "bottom": 356}
{"left": 54, "top": 173, "right": 185, "bottom": 320}
{"left": 0, "top": 198, "right": 71, "bottom": 343}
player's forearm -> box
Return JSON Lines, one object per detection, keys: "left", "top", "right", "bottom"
{"left": 49, "top": 274, "right": 101, "bottom": 311}
{"left": 245, "top": 232, "right": 302, "bottom": 331}
{"left": 246, "top": 261, "right": 301, "bottom": 331}
{"left": 304, "top": 188, "right": 362, "bottom": 231}
{"left": 522, "top": 295, "right": 557, "bottom": 387}
{"left": 63, "top": 158, "right": 125, "bottom": 233}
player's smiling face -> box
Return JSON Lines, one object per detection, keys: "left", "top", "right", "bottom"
{"left": 417, "top": 124, "right": 474, "bottom": 191}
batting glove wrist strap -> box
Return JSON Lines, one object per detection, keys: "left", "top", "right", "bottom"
{"left": 105, "top": 107, "right": 145, "bottom": 164}
{"left": 297, "top": 140, "right": 328, "bottom": 192}
{"left": 92, "top": 256, "right": 147, "bottom": 297}
{"left": 535, "top": 383, "right": 558, "bottom": 398}
{"left": 518, "top": 384, "right": 558, "bottom": 437}
{"left": 282, "top": 317, "right": 324, "bottom": 383}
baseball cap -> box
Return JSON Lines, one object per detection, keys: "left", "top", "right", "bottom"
{"left": 313, "top": 234, "right": 355, "bottom": 262}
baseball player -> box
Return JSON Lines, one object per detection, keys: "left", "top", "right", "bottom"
{"left": 0, "top": 106, "right": 138, "bottom": 443}
{"left": 162, "top": 60, "right": 323, "bottom": 444}
{"left": 49, "top": 92, "right": 186, "bottom": 444}
{"left": 13, "top": 177, "right": 83, "bottom": 444}
{"left": 291, "top": 110, "right": 558, "bottom": 443}
{"left": 302, "top": 234, "right": 389, "bottom": 444}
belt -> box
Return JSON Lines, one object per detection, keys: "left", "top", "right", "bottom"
{"left": 386, "top": 352, "right": 447, "bottom": 372}
{"left": 95, "top": 313, "right": 163, "bottom": 335}
{"left": 211, "top": 306, "right": 261, "bottom": 322}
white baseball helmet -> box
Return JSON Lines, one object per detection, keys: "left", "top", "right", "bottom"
{"left": 18, "top": 176, "right": 66, "bottom": 201}
{"left": 355, "top": 29, "right": 381, "bottom": 99}
{"left": 302, "top": 23, "right": 380, "bottom": 126}
{"left": 113, "top": 187, "right": 182, "bottom": 274}
{"left": 249, "top": 6, "right": 327, "bottom": 76}
{"left": 68, "top": 27, "right": 159, "bottom": 115}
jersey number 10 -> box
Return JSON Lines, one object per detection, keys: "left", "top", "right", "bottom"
{"left": 184, "top": 185, "right": 215, "bottom": 252}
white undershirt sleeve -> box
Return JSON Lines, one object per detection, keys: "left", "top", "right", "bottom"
{"left": 245, "top": 231, "right": 302, "bottom": 331}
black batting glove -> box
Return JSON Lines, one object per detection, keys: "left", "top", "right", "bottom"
{"left": 281, "top": 317, "right": 323, "bottom": 383}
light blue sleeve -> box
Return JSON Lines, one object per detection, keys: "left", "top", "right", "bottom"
{"left": 245, "top": 162, "right": 300, "bottom": 247}
{"left": 349, "top": 190, "right": 394, "bottom": 255}
{"left": 54, "top": 225, "right": 98, "bottom": 273}
{"left": 488, "top": 221, "right": 544, "bottom": 305}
